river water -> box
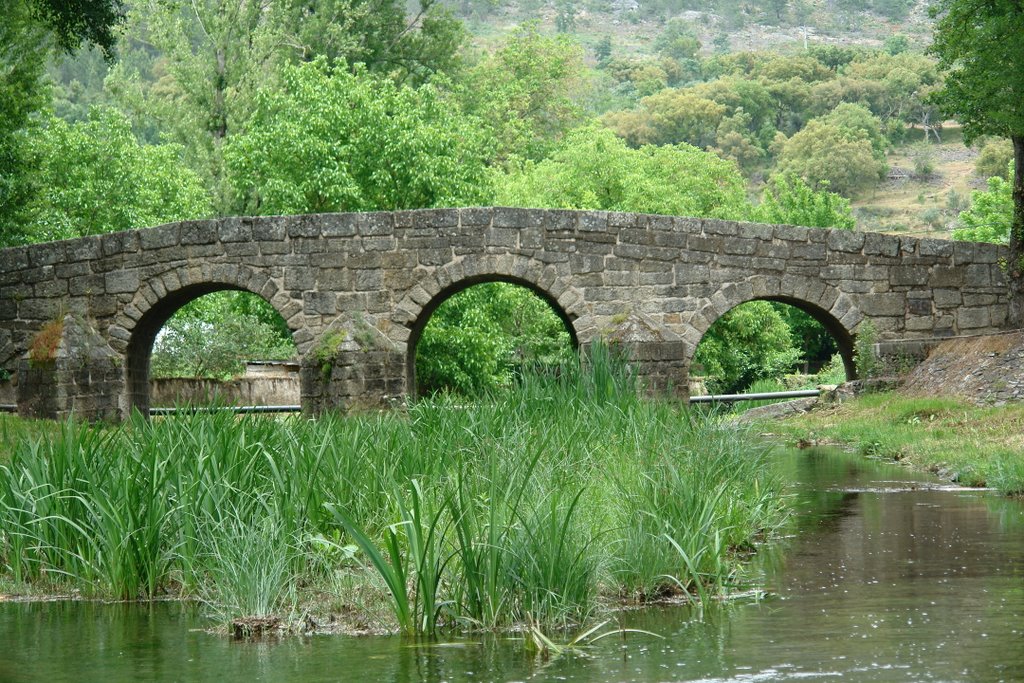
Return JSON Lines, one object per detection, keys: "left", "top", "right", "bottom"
{"left": 3, "top": 448, "right": 1023, "bottom": 682}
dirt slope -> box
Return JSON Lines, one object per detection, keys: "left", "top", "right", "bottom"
{"left": 901, "top": 331, "right": 1024, "bottom": 405}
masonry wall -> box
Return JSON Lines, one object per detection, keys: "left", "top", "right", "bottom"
{"left": 0, "top": 208, "right": 1012, "bottom": 417}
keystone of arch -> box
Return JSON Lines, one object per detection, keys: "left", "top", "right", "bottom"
{"left": 389, "top": 254, "right": 588, "bottom": 345}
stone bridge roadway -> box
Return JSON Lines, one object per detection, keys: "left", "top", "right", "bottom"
{"left": 0, "top": 207, "right": 1010, "bottom": 420}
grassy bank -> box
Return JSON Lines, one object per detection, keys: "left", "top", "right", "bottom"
{"left": 760, "top": 392, "right": 1024, "bottom": 494}
{"left": 0, "top": 363, "right": 788, "bottom": 636}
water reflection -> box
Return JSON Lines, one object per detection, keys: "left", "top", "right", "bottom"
{"left": 3, "top": 448, "right": 1024, "bottom": 682}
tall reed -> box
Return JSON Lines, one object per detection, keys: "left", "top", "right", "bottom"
{"left": 0, "top": 349, "right": 788, "bottom": 634}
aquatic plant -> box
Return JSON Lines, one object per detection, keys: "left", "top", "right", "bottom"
{"left": 0, "top": 354, "right": 788, "bottom": 635}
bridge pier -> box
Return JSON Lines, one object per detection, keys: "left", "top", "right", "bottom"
{"left": 580, "top": 312, "right": 691, "bottom": 398}
{"left": 300, "top": 313, "right": 406, "bottom": 414}
{"left": 15, "top": 314, "right": 124, "bottom": 421}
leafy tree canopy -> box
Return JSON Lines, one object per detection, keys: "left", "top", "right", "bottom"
{"left": 931, "top": 0, "right": 1024, "bottom": 324}
{"left": 777, "top": 106, "right": 888, "bottom": 196}
{"left": 415, "top": 283, "right": 573, "bottom": 395}
{"left": 694, "top": 301, "right": 803, "bottom": 394}
{"left": 952, "top": 173, "right": 1013, "bottom": 244}
{"left": 151, "top": 292, "right": 296, "bottom": 380}
{"left": 227, "top": 60, "right": 492, "bottom": 215}
{"left": 495, "top": 125, "right": 750, "bottom": 220}
{"left": 12, "top": 107, "right": 209, "bottom": 244}
{"left": 930, "top": 0, "right": 1024, "bottom": 144}
{"left": 26, "top": 0, "right": 126, "bottom": 58}
{"left": 459, "top": 23, "right": 587, "bottom": 163}
{"left": 755, "top": 173, "right": 855, "bottom": 229}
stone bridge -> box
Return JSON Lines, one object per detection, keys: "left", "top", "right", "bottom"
{"left": 0, "top": 207, "right": 1010, "bottom": 420}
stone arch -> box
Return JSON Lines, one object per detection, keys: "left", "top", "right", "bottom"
{"left": 394, "top": 254, "right": 585, "bottom": 396}
{"left": 686, "top": 275, "right": 863, "bottom": 381}
{"left": 113, "top": 263, "right": 301, "bottom": 416}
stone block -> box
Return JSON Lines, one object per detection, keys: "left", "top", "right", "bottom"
{"left": 701, "top": 219, "right": 739, "bottom": 237}
{"left": 180, "top": 221, "right": 217, "bottom": 245}
{"left": 284, "top": 267, "right": 315, "bottom": 291}
{"left": 357, "top": 213, "right": 394, "bottom": 236}
{"left": 686, "top": 235, "right": 719, "bottom": 253}
{"left": 863, "top": 232, "right": 900, "bottom": 257}
{"left": 362, "top": 237, "right": 397, "bottom": 252}
{"left": 101, "top": 231, "right": 140, "bottom": 257}
{"left": 28, "top": 242, "right": 66, "bottom": 267}
{"left": 303, "top": 291, "right": 337, "bottom": 315}
{"left": 105, "top": 270, "right": 139, "bottom": 294}
{"left": 933, "top": 288, "right": 961, "bottom": 308}
{"left": 578, "top": 212, "right": 608, "bottom": 233}
{"left": 826, "top": 230, "right": 865, "bottom": 253}
{"left": 917, "top": 237, "right": 954, "bottom": 259}
{"left": 928, "top": 265, "right": 963, "bottom": 288}
{"left": 355, "top": 269, "right": 383, "bottom": 291}
{"left": 965, "top": 263, "right": 992, "bottom": 287}
{"left": 856, "top": 293, "right": 905, "bottom": 317}
{"left": 414, "top": 208, "right": 459, "bottom": 229}
{"left": 253, "top": 217, "right": 287, "bottom": 241}
{"left": 958, "top": 307, "right": 990, "bottom": 329}
{"left": 891, "top": 266, "right": 929, "bottom": 286}
{"left": 722, "top": 239, "right": 757, "bottom": 256}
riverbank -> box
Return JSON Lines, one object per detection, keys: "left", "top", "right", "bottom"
{"left": 757, "top": 391, "right": 1024, "bottom": 494}
{"left": 0, "top": 364, "right": 789, "bottom": 638}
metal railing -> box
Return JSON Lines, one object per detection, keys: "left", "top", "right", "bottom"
{"left": 6, "top": 392, "right": 823, "bottom": 415}
{"left": 689, "top": 389, "right": 821, "bottom": 404}
{"left": 149, "top": 405, "right": 302, "bottom": 415}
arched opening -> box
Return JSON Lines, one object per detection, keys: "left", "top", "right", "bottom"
{"left": 406, "top": 277, "right": 578, "bottom": 397}
{"left": 126, "top": 285, "right": 296, "bottom": 415}
{"left": 691, "top": 297, "right": 855, "bottom": 397}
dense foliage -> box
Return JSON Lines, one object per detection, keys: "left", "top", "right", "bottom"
{"left": 415, "top": 283, "right": 573, "bottom": 395}
{"left": 22, "top": 108, "right": 209, "bottom": 242}
{"left": 227, "top": 60, "right": 491, "bottom": 214}
{"left": 150, "top": 292, "right": 296, "bottom": 379}
{"left": 931, "top": 0, "right": 1024, "bottom": 324}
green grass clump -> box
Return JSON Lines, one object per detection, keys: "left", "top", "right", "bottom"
{"left": 765, "top": 391, "right": 1024, "bottom": 493}
{"left": 0, "top": 356, "right": 788, "bottom": 635}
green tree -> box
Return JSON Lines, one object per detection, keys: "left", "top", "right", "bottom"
{"left": 226, "top": 60, "right": 491, "bottom": 214}
{"left": 415, "top": 283, "right": 573, "bottom": 395}
{"left": 151, "top": 292, "right": 296, "bottom": 379}
{"left": 496, "top": 125, "right": 750, "bottom": 220}
{"left": 109, "top": 0, "right": 283, "bottom": 214}
{"left": 975, "top": 139, "right": 1014, "bottom": 180}
{"left": 694, "top": 301, "right": 803, "bottom": 394}
{"left": 459, "top": 23, "right": 586, "bottom": 163}
{"left": 0, "top": 6, "right": 49, "bottom": 245}
{"left": 1, "top": 0, "right": 128, "bottom": 243}
{"left": 755, "top": 173, "right": 855, "bottom": 229}
{"left": 953, "top": 174, "right": 1013, "bottom": 244}
{"left": 19, "top": 107, "right": 210, "bottom": 242}
{"left": 777, "top": 112, "right": 887, "bottom": 196}
{"left": 654, "top": 19, "right": 700, "bottom": 62}
{"left": 273, "top": 0, "right": 464, "bottom": 83}
{"left": 603, "top": 90, "right": 727, "bottom": 148}
{"left": 554, "top": 0, "right": 577, "bottom": 32}
{"left": 25, "top": 0, "right": 125, "bottom": 58}
{"left": 931, "top": 0, "right": 1024, "bottom": 325}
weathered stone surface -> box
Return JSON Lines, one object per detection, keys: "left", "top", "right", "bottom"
{"left": 0, "top": 208, "right": 1014, "bottom": 418}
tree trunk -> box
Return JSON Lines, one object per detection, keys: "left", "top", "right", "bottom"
{"left": 1009, "top": 134, "right": 1024, "bottom": 327}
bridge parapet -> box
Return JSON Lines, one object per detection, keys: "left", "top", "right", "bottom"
{"left": 0, "top": 207, "right": 1010, "bottom": 419}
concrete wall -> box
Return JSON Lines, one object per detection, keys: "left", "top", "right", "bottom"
{"left": 149, "top": 376, "right": 300, "bottom": 407}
